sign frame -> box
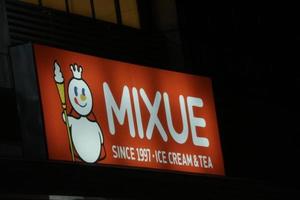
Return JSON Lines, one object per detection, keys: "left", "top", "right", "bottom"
{"left": 11, "top": 43, "right": 225, "bottom": 176}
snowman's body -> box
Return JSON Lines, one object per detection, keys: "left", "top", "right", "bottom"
{"left": 67, "top": 116, "right": 103, "bottom": 163}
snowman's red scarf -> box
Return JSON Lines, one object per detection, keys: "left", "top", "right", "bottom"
{"left": 69, "top": 107, "right": 97, "bottom": 121}
{"left": 68, "top": 108, "right": 107, "bottom": 162}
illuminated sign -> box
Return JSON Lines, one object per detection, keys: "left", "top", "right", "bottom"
{"left": 34, "top": 44, "right": 224, "bottom": 175}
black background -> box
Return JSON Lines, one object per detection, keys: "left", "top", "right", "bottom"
{"left": 177, "top": 2, "right": 300, "bottom": 184}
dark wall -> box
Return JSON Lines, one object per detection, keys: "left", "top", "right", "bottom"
{"left": 4, "top": 0, "right": 169, "bottom": 68}
{"left": 0, "top": 0, "right": 22, "bottom": 157}
{"left": 0, "top": 0, "right": 11, "bottom": 88}
{"left": 177, "top": 2, "right": 300, "bottom": 183}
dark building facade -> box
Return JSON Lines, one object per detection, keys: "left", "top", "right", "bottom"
{"left": 0, "top": 0, "right": 299, "bottom": 199}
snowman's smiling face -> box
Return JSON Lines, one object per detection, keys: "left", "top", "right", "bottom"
{"left": 68, "top": 79, "right": 93, "bottom": 116}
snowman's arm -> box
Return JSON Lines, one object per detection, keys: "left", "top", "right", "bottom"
{"left": 96, "top": 123, "right": 104, "bottom": 144}
{"left": 62, "top": 112, "right": 75, "bottom": 127}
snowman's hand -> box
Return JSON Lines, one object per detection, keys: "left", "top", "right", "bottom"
{"left": 62, "top": 112, "right": 75, "bottom": 127}
{"left": 62, "top": 112, "right": 66, "bottom": 123}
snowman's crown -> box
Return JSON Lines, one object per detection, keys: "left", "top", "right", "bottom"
{"left": 70, "top": 64, "right": 82, "bottom": 79}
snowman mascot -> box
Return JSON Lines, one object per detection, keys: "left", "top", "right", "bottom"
{"left": 54, "top": 61, "right": 104, "bottom": 163}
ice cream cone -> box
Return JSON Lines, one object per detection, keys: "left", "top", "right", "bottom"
{"left": 56, "top": 82, "right": 66, "bottom": 106}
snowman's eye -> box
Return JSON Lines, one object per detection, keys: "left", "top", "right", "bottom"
{"left": 74, "top": 86, "right": 78, "bottom": 96}
{"left": 82, "top": 88, "right": 86, "bottom": 96}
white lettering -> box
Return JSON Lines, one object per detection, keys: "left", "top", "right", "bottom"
{"left": 104, "top": 83, "right": 210, "bottom": 148}
{"left": 103, "top": 83, "right": 135, "bottom": 137}
{"left": 163, "top": 93, "right": 188, "bottom": 144}
{"left": 132, "top": 87, "right": 144, "bottom": 139}
{"left": 140, "top": 89, "right": 168, "bottom": 142}
{"left": 187, "top": 97, "right": 209, "bottom": 147}
{"left": 112, "top": 145, "right": 117, "bottom": 158}
{"left": 112, "top": 145, "right": 135, "bottom": 160}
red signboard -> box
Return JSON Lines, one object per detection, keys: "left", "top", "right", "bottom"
{"left": 34, "top": 44, "right": 224, "bottom": 175}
